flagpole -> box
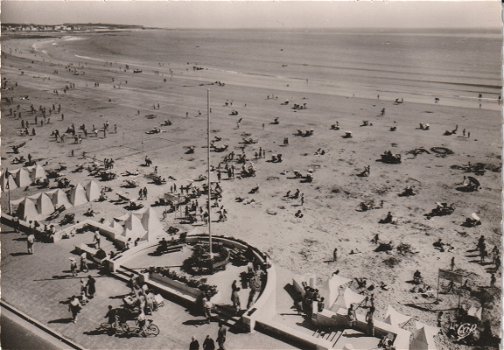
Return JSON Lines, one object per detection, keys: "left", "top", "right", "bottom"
{"left": 207, "top": 89, "right": 213, "bottom": 260}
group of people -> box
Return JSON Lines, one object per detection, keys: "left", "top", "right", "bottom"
{"left": 68, "top": 275, "right": 96, "bottom": 323}
{"left": 189, "top": 321, "right": 227, "bottom": 350}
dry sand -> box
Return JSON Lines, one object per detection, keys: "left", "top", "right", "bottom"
{"left": 1, "top": 30, "right": 501, "bottom": 348}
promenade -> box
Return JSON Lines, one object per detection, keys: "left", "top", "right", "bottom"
{"left": 1, "top": 223, "right": 294, "bottom": 349}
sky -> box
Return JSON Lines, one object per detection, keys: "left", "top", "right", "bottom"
{"left": 1, "top": 1, "right": 502, "bottom": 29}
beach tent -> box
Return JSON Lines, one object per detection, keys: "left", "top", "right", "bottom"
{"left": 331, "top": 287, "right": 365, "bottom": 311}
{"left": 123, "top": 212, "right": 146, "bottom": 240}
{"left": 1, "top": 171, "right": 19, "bottom": 191}
{"left": 14, "top": 168, "right": 32, "bottom": 187}
{"left": 410, "top": 327, "right": 436, "bottom": 350}
{"left": 109, "top": 219, "right": 124, "bottom": 233}
{"left": 467, "top": 306, "right": 482, "bottom": 321}
{"left": 325, "top": 275, "right": 352, "bottom": 308}
{"left": 34, "top": 193, "right": 55, "bottom": 216}
{"left": 410, "top": 322, "right": 439, "bottom": 350}
{"left": 27, "top": 164, "right": 47, "bottom": 181}
{"left": 69, "top": 183, "right": 88, "bottom": 206}
{"left": 28, "top": 192, "right": 55, "bottom": 216}
{"left": 384, "top": 305, "right": 412, "bottom": 328}
{"left": 14, "top": 197, "right": 39, "bottom": 221}
{"left": 84, "top": 180, "right": 101, "bottom": 202}
{"left": 136, "top": 207, "right": 164, "bottom": 241}
{"left": 46, "top": 189, "right": 73, "bottom": 209}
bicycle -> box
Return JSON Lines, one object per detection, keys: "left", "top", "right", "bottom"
{"left": 121, "top": 319, "right": 160, "bottom": 337}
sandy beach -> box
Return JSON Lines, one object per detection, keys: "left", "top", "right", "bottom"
{"left": 1, "top": 28, "right": 502, "bottom": 348}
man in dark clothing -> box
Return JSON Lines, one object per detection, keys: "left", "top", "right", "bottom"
{"left": 189, "top": 337, "right": 200, "bottom": 350}
{"left": 203, "top": 335, "right": 216, "bottom": 350}
{"left": 87, "top": 275, "right": 96, "bottom": 298}
{"left": 217, "top": 321, "right": 227, "bottom": 350}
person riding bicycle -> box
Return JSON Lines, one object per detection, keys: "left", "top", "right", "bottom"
{"left": 137, "top": 311, "right": 147, "bottom": 334}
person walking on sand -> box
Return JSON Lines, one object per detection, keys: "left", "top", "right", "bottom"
{"left": 450, "top": 257, "right": 455, "bottom": 271}
{"left": 27, "top": 233, "right": 35, "bottom": 254}
{"left": 333, "top": 248, "right": 338, "bottom": 262}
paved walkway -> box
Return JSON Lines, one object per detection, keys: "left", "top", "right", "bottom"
{"left": 1, "top": 223, "right": 295, "bottom": 349}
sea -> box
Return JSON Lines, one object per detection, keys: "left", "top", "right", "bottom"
{"left": 46, "top": 28, "right": 503, "bottom": 109}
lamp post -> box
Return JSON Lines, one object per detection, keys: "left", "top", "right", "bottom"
{"left": 207, "top": 89, "right": 213, "bottom": 260}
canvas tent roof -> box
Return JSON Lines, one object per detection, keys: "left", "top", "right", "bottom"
{"left": 34, "top": 193, "right": 55, "bottom": 216}
{"left": 2, "top": 172, "right": 19, "bottom": 191}
{"left": 27, "top": 164, "right": 47, "bottom": 180}
{"left": 47, "top": 189, "right": 72, "bottom": 209}
{"left": 84, "top": 180, "right": 101, "bottom": 202}
{"left": 410, "top": 322, "right": 439, "bottom": 350}
{"left": 135, "top": 207, "right": 164, "bottom": 241}
{"left": 331, "top": 287, "right": 365, "bottom": 311}
{"left": 14, "top": 197, "right": 39, "bottom": 221}
{"left": 467, "top": 306, "right": 482, "bottom": 320}
{"left": 70, "top": 183, "right": 88, "bottom": 206}
{"left": 14, "top": 168, "right": 32, "bottom": 187}
{"left": 325, "top": 275, "right": 352, "bottom": 308}
{"left": 123, "top": 212, "right": 146, "bottom": 240}
{"left": 109, "top": 219, "right": 124, "bottom": 233}
{"left": 384, "top": 305, "right": 412, "bottom": 328}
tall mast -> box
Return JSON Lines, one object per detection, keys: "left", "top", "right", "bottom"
{"left": 207, "top": 89, "right": 213, "bottom": 258}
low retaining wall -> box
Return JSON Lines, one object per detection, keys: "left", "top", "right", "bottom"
{"left": 150, "top": 272, "right": 203, "bottom": 300}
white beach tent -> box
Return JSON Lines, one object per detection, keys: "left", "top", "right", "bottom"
{"left": 384, "top": 305, "right": 412, "bottom": 328}
{"left": 136, "top": 207, "right": 164, "bottom": 241}
{"left": 331, "top": 287, "right": 366, "bottom": 311}
{"left": 84, "top": 180, "right": 101, "bottom": 202}
{"left": 109, "top": 219, "right": 124, "bottom": 233}
{"left": 410, "top": 322, "right": 439, "bottom": 350}
{"left": 29, "top": 192, "right": 55, "bottom": 216}
{"left": 69, "top": 183, "right": 88, "bottom": 206}
{"left": 27, "top": 164, "right": 47, "bottom": 181}
{"left": 47, "top": 189, "right": 73, "bottom": 209}
{"left": 1, "top": 171, "right": 19, "bottom": 191}
{"left": 14, "top": 168, "right": 32, "bottom": 187}
{"left": 325, "top": 275, "right": 352, "bottom": 308}
{"left": 13, "top": 197, "right": 39, "bottom": 221}
{"left": 123, "top": 212, "right": 146, "bottom": 240}
{"left": 467, "top": 306, "right": 482, "bottom": 321}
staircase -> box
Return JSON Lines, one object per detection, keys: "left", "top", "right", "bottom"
{"left": 313, "top": 328, "right": 343, "bottom": 348}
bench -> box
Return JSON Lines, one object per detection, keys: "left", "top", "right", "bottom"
{"left": 75, "top": 243, "right": 107, "bottom": 265}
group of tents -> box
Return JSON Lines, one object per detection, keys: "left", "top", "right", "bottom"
{"left": 111, "top": 207, "right": 165, "bottom": 243}
{"left": 1, "top": 165, "right": 47, "bottom": 191}
{"left": 10, "top": 180, "right": 101, "bottom": 221}
{"left": 324, "top": 274, "right": 440, "bottom": 350}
